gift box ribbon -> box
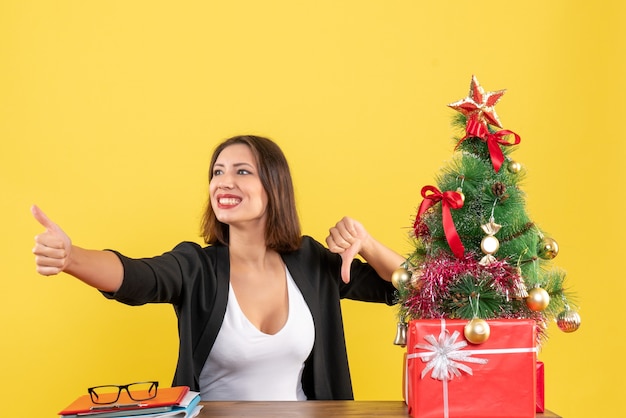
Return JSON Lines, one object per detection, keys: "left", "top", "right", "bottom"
{"left": 407, "top": 319, "right": 538, "bottom": 418}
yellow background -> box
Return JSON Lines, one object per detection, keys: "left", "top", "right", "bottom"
{"left": 1, "top": 1, "right": 624, "bottom": 416}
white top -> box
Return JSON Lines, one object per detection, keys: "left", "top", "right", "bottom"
{"left": 199, "top": 268, "right": 315, "bottom": 400}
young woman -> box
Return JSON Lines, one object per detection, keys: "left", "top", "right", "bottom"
{"left": 32, "top": 135, "right": 405, "bottom": 401}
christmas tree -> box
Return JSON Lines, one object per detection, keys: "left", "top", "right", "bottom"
{"left": 393, "top": 75, "right": 580, "bottom": 346}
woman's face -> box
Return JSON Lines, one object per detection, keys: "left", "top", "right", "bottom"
{"left": 209, "top": 144, "right": 269, "bottom": 229}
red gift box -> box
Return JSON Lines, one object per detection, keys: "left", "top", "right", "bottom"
{"left": 406, "top": 319, "right": 537, "bottom": 418}
{"left": 536, "top": 361, "right": 545, "bottom": 412}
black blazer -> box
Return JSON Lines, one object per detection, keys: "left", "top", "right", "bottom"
{"left": 105, "top": 236, "right": 397, "bottom": 400}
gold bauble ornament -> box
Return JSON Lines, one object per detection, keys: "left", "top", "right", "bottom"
{"left": 456, "top": 187, "right": 465, "bottom": 204}
{"left": 464, "top": 318, "right": 491, "bottom": 344}
{"left": 410, "top": 274, "right": 424, "bottom": 291}
{"left": 526, "top": 287, "right": 550, "bottom": 311}
{"left": 537, "top": 236, "right": 559, "bottom": 260}
{"left": 391, "top": 267, "right": 411, "bottom": 290}
{"left": 507, "top": 160, "right": 522, "bottom": 174}
{"left": 556, "top": 308, "right": 581, "bottom": 333}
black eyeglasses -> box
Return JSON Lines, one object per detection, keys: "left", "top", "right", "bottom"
{"left": 88, "top": 381, "right": 159, "bottom": 404}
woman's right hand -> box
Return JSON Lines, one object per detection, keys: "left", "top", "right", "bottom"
{"left": 31, "top": 205, "right": 72, "bottom": 276}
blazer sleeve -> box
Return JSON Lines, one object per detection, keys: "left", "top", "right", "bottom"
{"left": 101, "top": 242, "right": 204, "bottom": 306}
{"left": 295, "top": 236, "right": 397, "bottom": 305}
{"left": 340, "top": 256, "right": 398, "bottom": 305}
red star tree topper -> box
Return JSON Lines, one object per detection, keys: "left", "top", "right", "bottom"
{"left": 448, "top": 75, "right": 506, "bottom": 129}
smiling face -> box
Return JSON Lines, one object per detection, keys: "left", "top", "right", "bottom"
{"left": 201, "top": 135, "right": 301, "bottom": 251}
{"left": 209, "top": 143, "right": 269, "bottom": 229}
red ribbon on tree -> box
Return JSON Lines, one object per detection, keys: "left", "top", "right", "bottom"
{"left": 413, "top": 185, "right": 465, "bottom": 258}
{"left": 455, "top": 116, "right": 521, "bottom": 172}
{"left": 464, "top": 116, "right": 488, "bottom": 139}
{"left": 485, "top": 129, "right": 521, "bottom": 172}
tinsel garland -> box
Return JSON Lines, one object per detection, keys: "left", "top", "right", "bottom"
{"left": 400, "top": 251, "right": 549, "bottom": 341}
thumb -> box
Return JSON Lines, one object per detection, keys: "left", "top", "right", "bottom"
{"left": 31, "top": 205, "right": 58, "bottom": 231}
{"left": 339, "top": 239, "right": 361, "bottom": 284}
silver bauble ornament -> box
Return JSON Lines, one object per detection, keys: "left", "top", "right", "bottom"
{"left": 464, "top": 318, "right": 491, "bottom": 344}
{"left": 391, "top": 267, "right": 411, "bottom": 290}
{"left": 526, "top": 287, "right": 550, "bottom": 311}
{"left": 556, "top": 308, "right": 581, "bottom": 333}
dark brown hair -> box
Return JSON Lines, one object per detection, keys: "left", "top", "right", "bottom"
{"left": 200, "top": 135, "right": 302, "bottom": 252}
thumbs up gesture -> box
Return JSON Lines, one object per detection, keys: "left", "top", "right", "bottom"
{"left": 31, "top": 205, "right": 72, "bottom": 276}
{"left": 326, "top": 217, "right": 369, "bottom": 284}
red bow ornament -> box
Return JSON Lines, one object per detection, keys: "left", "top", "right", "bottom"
{"left": 413, "top": 185, "right": 465, "bottom": 258}
{"left": 457, "top": 116, "right": 521, "bottom": 172}
{"left": 484, "top": 129, "right": 521, "bottom": 172}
